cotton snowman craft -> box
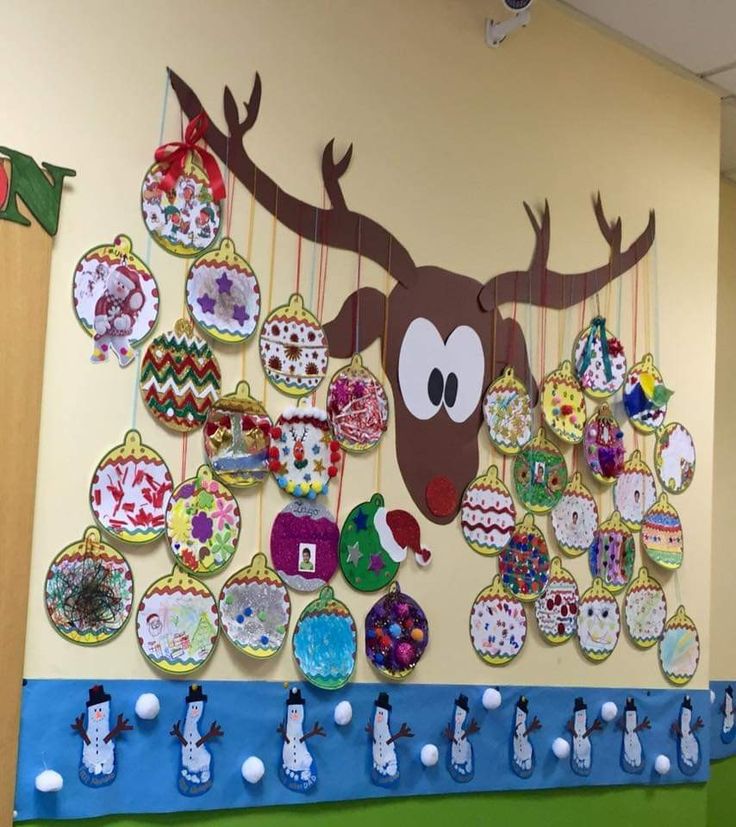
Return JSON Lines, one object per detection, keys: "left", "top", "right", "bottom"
{"left": 367, "top": 692, "right": 413, "bottom": 786}
{"left": 618, "top": 698, "right": 651, "bottom": 774}
{"left": 71, "top": 685, "right": 133, "bottom": 787}
{"left": 170, "top": 684, "right": 223, "bottom": 796}
{"left": 672, "top": 695, "right": 703, "bottom": 776}
{"left": 567, "top": 697, "right": 603, "bottom": 777}
{"left": 721, "top": 686, "right": 735, "bottom": 745}
{"left": 511, "top": 696, "right": 542, "bottom": 779}
{"left": 278, "top": 688, "right": 326, "bottom": 793}
{"left": 443, "top": 694, "right": 480, "bottom": 783}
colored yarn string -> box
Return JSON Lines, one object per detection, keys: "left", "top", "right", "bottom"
{"left": 526, "top": 268, "right": 534, "bottom": 401}
{"left": 353, "top": 217, "right": 363, "bottom": 355}
{"left": 242, "top": 173, "right": 257, "bottom": 382}
{"left": 295, "top": 205, "right": 303, "bottom": 295}
{"left": 335, "top": 454, "right": 347, "bottom": 523}
{"left": 375, "top": 237, "right": 392, "bottom": 491}
{"left": 490, "top": 277, "right": 499, "bottom": 466}
{"left": 309, "top": 194, "right": 321, "bottom": 312}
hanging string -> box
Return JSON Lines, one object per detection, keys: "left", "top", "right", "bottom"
{"left": 375, "top": 237, "right": 392, "bottom": 492}
{"left": 317, "top": 210, "right": 331, "bottom": 323}
{"left": 505, "top": 275, "right": 519, "bottom": 366}
{"left": 242, "top": 174, "right": 257, "bottom": 382}
{"left": 335, "top": 456, "right": 347, "bottom": 523}
{"left": 353, "top": 217, "right": 363, "bottom": 355}
{"left": 489, "top": 278, "right": 498, "bottom": 468}
{"left": 294, "top": 206, "right": 303, "bottom": 295}
{"left": 225, "top": 170, "right": 236, "bottom": 237}
{"left": 632, "top": 259, "right": 640, "bottom": 363}
{"left": 526, "top": 268, "right": 534, "bottom": 399}
{"left": 642, "top": 252, "right": 652, "bottom": 356}
{"left": 309, "top": 198, "right": 321, "bottom": 312}
{"left": 652, "top": 239, "right": 661, "bottom": 363}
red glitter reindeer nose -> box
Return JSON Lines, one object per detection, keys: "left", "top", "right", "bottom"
{"left": 425, "top": 475, "right": 458, "bottom": 518}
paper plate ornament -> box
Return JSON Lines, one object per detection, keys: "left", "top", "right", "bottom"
{"left": 550, "top": 472, "right": 598, "bottom": 557}
{"left": 623, "top": 567, "right": 666, "bottom": 648}
{"left": 499, "top": 513, "right": 551, "bottom": 602}
{"left": 589, "top": 511, "right": 635, "bottom": 593}
{"left": 365, "top": 582, "right": 429, "bottom": 679}
{"left": 513, "top": 428, "right": 568, "bottom": 513}
{"left": 654, "top": 423, "right": 696, "bottom": 495}
{"left": 612, "top": 449, "right": 657, "bottom": 532}
{"left": 339, "top": 493, "right": 431, "bottom": 592}
{"left": 326, "top": 354, "right": 389, "bottom": 453}
{"left": 483, "top": 367, "right": 533, "bottom": 455}
{"left": 269, "top": 406, "right": 341, "bottom": 497}
{"left": 45, "top": 527, "right": 133, "bottom": 645}
{"left": 89, "top": 429, "right": 173, "bottom": 544}
{"left": 166, "top": 465, "right": 240, "bottom": 576}
{"left": 541, "top": 360, "right": 587, "bottom": 443}
{"left": 642, "top": 492, "right": 684, "bottom": 570}
{"left": 136, "top": 566, "right": 219, "bottom": 674}
{"left": 270, "top": 500, "right": 339, "bottom": 592}
{"left": 218, "top": 553, "right": 290, "bottom": 658}
{"left": 469, "top": 574, "right": 527, "bottom": 666}
{"left": 576, "top": 577, "right": 620, "bottom": 662}
{"left": 623, "top": 353, "right": 672, "bottom": 433}
{"left": 186, "top": 237, "right": 260, "bottom": 343}
{"left": 659, "top": 605, "right": 700, "bottom": 685}
{"left": 293, "top": 585, "right": 357, "bottom": 689}
{"left": 259, "top": 293, "right": 329, "bottom": 397}
{"left": 573, "top": 317, "right": 627, "bottom": 398}
{"left": 534, "top": 557, "right": 579, "bottom": 644}
{"left": 203, "top": 381, "right": 272, "bottom": 488}
{"left": 460, "top": 465, "right": 516, "bottom": 556}
{"left": 140, "top": 317, "right": 221, "bottom": 432}
{"left": 141, "top": 114, "right": 224, "bottom": 257}
{"left": 583, "top": 403, "right": 625, "bottom": 484}
{"left": 72, "top": 234, "right": 159, "bottom": 367}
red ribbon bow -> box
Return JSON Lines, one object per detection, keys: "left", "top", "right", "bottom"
{"left": 153, "top": 112, "right": 226, "bottom": 202}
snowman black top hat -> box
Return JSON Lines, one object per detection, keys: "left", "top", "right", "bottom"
{"left": 625, "top": 697, "right": 637, "bottom": 712}
{"left": 518, "top": 696, "right": 529, "bottom": 713}
{"left": 727, "top": 686, "right": 733, "bottom": 698}
{"left": 455, "top": 693, "right": 469, "bottom": 712}
{"left": 186, "top": 684, "right": 207, "bottom": 704}
{"left": 682, "top": 695, "right": 693, "bottom": 711}
{"left": 86, "top": 684, "right": 111, "bottom": 707}
{"left": 287, "top": 687, "right": 305, "bottom": 706}
{"left": 375, "top": 692, "right": 392, "bottom": 711}
{"left": 573, "top": 697, "right": 586, "bottom": 712}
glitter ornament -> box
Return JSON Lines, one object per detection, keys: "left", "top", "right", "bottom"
{"left": 534, "top": 557, "right": 579, "bottom": 645}
{"left": 218, "top": 553, "right": 290, "bottom": 659}
{"left": 624, "top": 567, "right": 666, "bottom": 649}
{"left": 203, "top": 381, "right": 272, "bottom": 488}
{"left": 623, "top": 353, "right": 672, "bottom": 434}
{"left": 45, "top": 526, "right": 133, "bottom": 646}
{"left": 613, "top": 449, "right": 656, "bottom": 532}
{"left": 469, "top": 574, "right": 527, "bottom": 666}
{"left": 89, "top": 430, "right": 173, "bottom": 545}
{"left": 293, "top": 585, "right": 357, "bottom": 689}
{"left": 365, "top": 582, "right": 429, "bottom": 680}
{"left": 460, "top": 465, "right": 516, "bottom": 556}
{"left": 576, "top": 577, "right": 620, "bottom": 662}
{"left": 136, "top": 566, "right": 219, "bottom": 674}
{"left": 513, "top": 428, "right": 568, "bottom": 513}
{"left": 165, "top": 465, "right": 240, "bottom": 576}
{"left": 659, "top": 605, "right": 700, "bottom": 685}
{"left": 483, "top": 366, "right": 533, "bottom": 455}
{"left": 270, "top": 500, "right": 339, "bottom": 592}
{"left": 259, "top": 293, "right": 328, "bottom": 397}
{"left": 186, "top": 237, "right": 260, "bottom": 343}
{"left": 654, "top": 423, "right": 696, "bottom": 495}
{"left": 499, "top": 513, "right": 551, "bottom": 602}
{"left": 541, "top": 360, "right": 587, "bottom": 443}
{"left": 642, "top": 492, "right": 684, "bottom": 570}
{"left": 551, "top": 471, "right": 598, "bottom": 557}
{"left": 140, "top": 317, "right": 221, "bottom": 432}
{"left": 589, "top": 511, "right": 635, "bottom": 594}
{"left": 573, "top": 317, "right": 627, "bottom": 398}
{"left": 583, "top": 403, "right": 625, "bottom": 484}
{"left": 326, "top": 353, "right": 389, "bottom": 453}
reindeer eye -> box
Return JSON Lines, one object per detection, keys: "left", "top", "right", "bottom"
{"left": 442, "top": 326, "right": 485, "bottom": 423}
{"left": 398, "top": 318, "right": 445, "bottom": 420}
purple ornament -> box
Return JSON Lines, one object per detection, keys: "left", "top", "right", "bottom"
{"left": 365, "top": 582, "right": 428, "bottom": 679}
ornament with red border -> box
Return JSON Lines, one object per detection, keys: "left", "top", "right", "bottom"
{"left": 534, "top": 557, "right": 579, "bottom": 645}
{"left": 460, "top": 465, "right": 516, "bottom": 556}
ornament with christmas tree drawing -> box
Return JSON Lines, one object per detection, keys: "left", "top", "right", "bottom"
{"left": 567, "top": 696, "right": 603, "bottom": 777}
{"left": 642, "top": 493, "right": 684, "bottom": 570}
{"left": 365, "top": 582, "right": 429, "bottom": 679}
{"left": 338, "top": 493, "right": 431, "bottom": 592}
{"left": 278, "top": 687, "right": 326, "bottom": 793}
{"left": 618, "top": 697, "right": 651, "bottom": 775}
{"left": 483, "top": 366, "right": 532, "bottom": 455}
{"left": 444, "top": 693, "right": 480, "bottom": 783}
{"left": 589, "top": 511, "right": 635, "bottom": 593}
{"left": 271, "top": 500, "right": 339, "bottom": 592}
{"left": 511, "top": 696, "right": 542, "bottom": 779}
{"left": 551, "top": 471, "right": 598, "bottom": 557}
{"left": 469, "top": 574, "right": 527, "bottom": 666}
{"left": 460, "top": 465, "right": 516, "bottom": 557}
{"left": 654, "top": 422, "right": 696, "bottom": 495}
{"left": 71, "top": 685, "right": 132, "bottom": 788}
{"left": 659, "top": 605, "right": 700, "bottom": 685}
{"left": 623, "top": 353, "right": 673, "bottom": 434}
{"left": 367, "top": 691, "right": 413, "bottom": 787}
{"left": 623, "top": 567, "right": 667, "bottom": 648}
{"left": 513, "top": 428, "right": 568, "bottom": 513}
{"left": 170, "top": 684, "right": 223, "bottom": 796}
{"left": 573, "top": 316, "right": 627, "bottom": 398}
{"left": 327, "top": 353, "right": 389, "bottom": 453}
{"left": 613, "top": 449, "right": 657, "bottom": 532}
{"left": 534, "top": 557, "right": 579, "bottom": 645}
{"left": 583, "top": 403, "right": 625, "bottom": 484}
{"left": 541, "top": 360, "right": 587, "bottom": 443}
{"left": 72, "top": 234, "right": 159, "bottom": 367}
{"left": 672, "top": 695, "right": 704, "bottom": 776}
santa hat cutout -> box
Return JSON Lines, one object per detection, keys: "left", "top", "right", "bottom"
{"left": 374, "top": 507, "right": 432, "bottom": 567}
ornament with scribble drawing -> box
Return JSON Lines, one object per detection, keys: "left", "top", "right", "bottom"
{"left": 513, "top": 428, "right": 568, "bottom": 513}
{"left": 541, "top": 360, "right": 586, "bottom": 443}
{"left": 613, "top": 449, "right": 656, "bottom": 532}
{"left": 573, "top": 317, "right": 627, "bottom": 398}
{"left": 460, "top": 465, "right": 516, "bottom": 556}
{"left": 551, "top": 471, "right": 598, "bottom": 557}
{"left": 483, "top": 367, "right": 532, "bottom": 455}
{"left": 654, "top": 423, "right": 695, "bottom": 495}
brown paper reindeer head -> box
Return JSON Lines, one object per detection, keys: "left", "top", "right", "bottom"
{"left": 169, "top": 70, "right": 655, "bottom": 525}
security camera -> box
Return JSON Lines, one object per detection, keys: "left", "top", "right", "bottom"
{"left": 486, "top": 0, "right": 533, "bottom": 48}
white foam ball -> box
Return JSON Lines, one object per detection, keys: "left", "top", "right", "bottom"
{"left": 482, "top": 687, "right": 502, "bottom": 710}
{"left": 334, "top": 700, "right": 353, "bottom": 726}
{"left": 135, "top": 693, "right": 160, "bottom": 720}
{"left": 711, "top": 690, "right": 716, "bottom": 704}
{"left": 242, "top": 756, "right": 265, "bottom": 784}
{"left": 552, "top": 737, "right": 570, "bottom": 759}
{"left": 601, "top": 701, "right": 618, "bottom": 722}
{"left": 654, "top": 754, "right": 671, "bottom": 776}
{"left": 420, "top": 744, "right": 439, "bottom": 767}
{"left": 35, "top": 770, "right": 63, "bottom": 793}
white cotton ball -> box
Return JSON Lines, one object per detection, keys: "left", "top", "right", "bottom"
{"left": 482, "top": 687, "right": 502, "bottom": 710}
{"left": 552, "top": 737, "right": 570, "bottom": 759}
{"left": 420, "top": 744, "right": 439, "bottom": 767}
{"left": 135, "top": 693, "right": 160, "bottom": 720}
{"left": 35, "top": 770, "right": 63, "bottom": 793}
{"left": 601, "top": 701, "right": 618, "bottom": 722}
{"left": 711, "top": 690, "right": 716, "bottom": 704}
{"left": 242, "top": 756, "right": 265, "bottom": 784}
{"left": 334, "top": 700, "right": 353, "bottom": 726}
{"left": 654, "top": 754, "right": 671, "bottom": 776}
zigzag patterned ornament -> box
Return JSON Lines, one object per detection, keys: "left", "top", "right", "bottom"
{"left": 551, "top": 471, "right": 598, "bottom": 557}
{"left": 613, "top": 449, "right": 657, "bottom": 532}
{"left": 642, "top": 492, "right": 684, "bottom": 570}
{"left": 483, "top": 367, "right": 532, "bottom": 455}
{"left": 541, "top": 360, "right": 587, "bottom": 443}
{"left": 460, "top": 465, "right": 516, "bottom": 556}
{"left": 573, "top": 316, "right": 627, "bottom": 399}
{"left": 140, "top": 317, "right": 221, "bottom": 432}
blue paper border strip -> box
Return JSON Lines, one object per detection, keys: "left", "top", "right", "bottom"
{"left": 710, "top": 680, "right": 736, "bottom": 761}
{"left": 15, "top": 679, "right": 709, "bottom": 822}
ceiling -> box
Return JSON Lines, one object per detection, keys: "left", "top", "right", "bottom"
{"left": 559, "top": 0, "right": 736, "bottom": 181}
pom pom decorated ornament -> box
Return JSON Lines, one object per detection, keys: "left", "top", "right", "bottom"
{"left": 541, "top": 360, "right": 586, "bottom": 443}
{"left": 623, "top": 353, "right": 672, "bottom": 434}
{"left": 365, "top": 582, "right": 429, "bottom": 679}
{"left": 583, "top": 403, "right": 625, "bottom": 484}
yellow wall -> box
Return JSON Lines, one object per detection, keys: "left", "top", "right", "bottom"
{"left": 4, "top": 0, "right": 720, "bottom": 690}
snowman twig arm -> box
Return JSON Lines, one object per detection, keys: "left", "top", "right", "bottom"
{"left": 104, "top": 713, "right": 133, "bottom": 743}
{"left": 387, "top": 723, "right": 414, "bottom": 744}
{"left": 276, "top": 722, "right": 290, "bottom": 743}
{"left": 301, "top": 721, "right": 326, "bottom": 742}
{"left": 635, "top": 717, "right": 651, "bottom": 732}
{"left": 693, "top": 716, "right": 705, "bottom": 732}
{"left": 671, "top": 721, "right": 682, "bottom": 737}
{"left": 443, "top": 724, "right": 455, "bottom": 743}
{"left": 525, "top": 716, "right": 542, "bottom": 736}
{"left": 170, "top": 721, "right": 188, "bottom": 747}
{"left": 565, "top": 718, "right": 575, "bottom": 735}
{"left": 584, "top": 718, "right": 603, "bottom": 738}
{"left": 71, "top": 714, "right": 90, "bottom": 745}
{"left": 465, "top": 718, "right": 481, "bottom": 738}
{"left": 196, "top": 721, "right": 224, "bottom": 747}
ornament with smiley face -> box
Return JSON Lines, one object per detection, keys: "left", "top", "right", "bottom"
{"left": 589, "top": 511, "right": 635, "bottom": 594}
{"left": 613, "top": 449, "right": 657, "bottom": 532}
{"left": 541, "top": 360, "right": 587, "bottom": 443}
{"left": 513, "top": 429, "right": 568, "bottom": 514}
{"left": 576, "top": 578, "right": 620, "bottom": 662}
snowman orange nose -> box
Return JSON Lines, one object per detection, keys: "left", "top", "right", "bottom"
{"left": 426, "top": 476, "right": 458, "bottom": 517}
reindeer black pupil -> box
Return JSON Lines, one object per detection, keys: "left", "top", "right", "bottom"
{"left": 428, "top": 368, "right": 444, "bottom": 406}
{"left": 445, "top": 372, "right": 458, "bottom": 407}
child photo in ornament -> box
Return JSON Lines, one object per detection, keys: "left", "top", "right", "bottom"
{"left": 618, "top": 698, "right": 650, "bottom": 774}
{"left": 551, "top": 472, "right": 598, "bottom": 557}
{"left": 327, "top": 354, "right": 389, "bottom": 453}
{"left": 721, "top": 686, "right": 735, "bottom": 745}
{"left": 365, "top": 583, "right": 429, "bottom": 679}
{"left": 642, "top": 493, "right": 684, "bottom": 570}
{"left": 513, "top": 429, "right": 568, "bottom": 513}
{"left": 583, "top": 404, "right": 625, "bottom": 483}
{"left": 654, "top": 422, "right": 696, "bottom": 494}
{"left": 72, "top": 685, "right": 132, "bottom": 787}
{"left": 613, "top": 450, "right": 656, "bottom": 531}
{"left": 72, "top": 235, "right": 159, "bottom": 367}
{"left": 298, "top": 544, "right": 316, "bottom": 572}
{"left": 567, "top": 697, "right": 603, "bottom": 777}
{"left": 170, "top": 684, "right": 223, "bottom": 796}
{"left": 623, "top": 567, "right": 667, "bottom": 648}
{"left": 278, "top": 688, "right": 325, "bottom": 793}
{"left": 460, "top": 466, "right": 516, "bottom": 557}
{"left": 469, "top": 575, "right": 527, "bottom": 666}
{"left": 589, "top": 512, "right": 635, "bottom": 593}
{"left": 576, "top": 578, "right": 620, "bottom": 662}
{"left": 672, "top": 696, "right": 703, "bottom": 776}
{"left": 444, "top": 694, "right": 480, "bottom": 783}
{"left": 483, "top": 366, "right": 532, "bottom": 455}
{"left": 499, "top": 513, "right": 551, "bottom": 602}
{"left": 367, "top": 692, "right": 413, "bottom": 786}
{"left": 271, "top": 500, "right": 339, "bottom": 591}
{"left": 573, "top": 317, "right": 627, "bottom": 398}
{"left": 624, "top": 354, "right": 672, "bottom": 433}
{"left": 511, "top": 696, "right": 542, "bottom": 779}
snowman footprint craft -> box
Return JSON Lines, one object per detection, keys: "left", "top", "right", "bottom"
{"left": 567, "top": 697, "right": 603, "bottom": 777}
{"left": 278, "top": 688, "right": 326, "bottom": 793}
{"left": 672, "top": 696, "right": 704, "bottom": 776}
{"left": 71, "top": 685, "right": 133, "bottom": 788}
{"left": 618, "top": 698, "right": 651, "bottom": 775}
{"left": 511, "top": 696, "right": 542, "bottom": 779}
{"left": 367, "top": 692, "right": 414, "bottom": 787}
{"left": 443, "top": 694, "right": 480, "bottom": 783}
{"left": 721, "top": 686, "right": 735, "bottom": 745}
{"left": 170, "top": 684, "right": 223, "bottom": 796}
